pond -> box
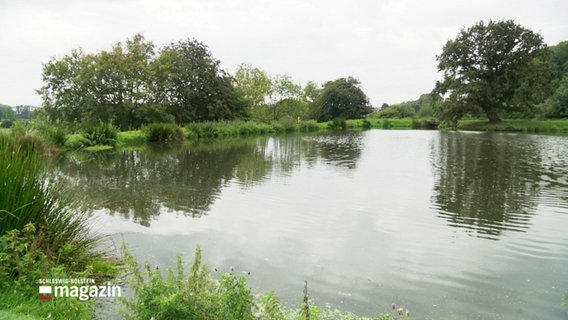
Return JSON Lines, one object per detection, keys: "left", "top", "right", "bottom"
{"left": 56, "top": 130, "right": 568, "bottom": 319}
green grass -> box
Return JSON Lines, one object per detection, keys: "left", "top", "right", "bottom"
{"left": 0, "top": 132, "right": 121, "bottom": 320}
{"left": 0, "top": 310, "right": 43, "bottom": 320}
{"left": 459, "top": 119, "right": 568, "bottom": 134}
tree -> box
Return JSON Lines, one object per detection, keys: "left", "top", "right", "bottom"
{"left": 312, "top": 77, "right": 372, "bottom": 122}
{"left": 543, "top": 41, "right": 568, "bottom": 118}
{"left": 434, "top": 20, "right": 552, "bottom": 124}
{"left": 157, "top": 39, "right": 239, "bottom": 123}
{"left": 38, "top": 34, "right": 240, "bottom": 129}
{"left": 233, "top": 64, "right": 273, "bottom": 121}
{"left": 0, "top": 104, "right": 16, "bottom": 120}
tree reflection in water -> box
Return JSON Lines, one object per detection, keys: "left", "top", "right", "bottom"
{"left": 430, "top": 132, "right": 542, "bottom": 240}
{"left": 56, "top": 133, "right": 364, "bottom": 226}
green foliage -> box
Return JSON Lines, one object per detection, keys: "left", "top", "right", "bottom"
{"left": 0, "top": 223, "right": 119, "bottom": 319}
{"left": 143, "top": 123, "right": 185, "bottom": 143}
{"left": 159, "top": 39, "right": 239, "bottom": 123}
{"left": 374, "top": 104, "right": 416, "bottom": 118}
{"left": 82, "top": 122, "right": 118, "bottom": 147}
{"left": 299, "top": 120, "right": 321, "bottom": 132}
{"left": 234, "top": 63, "right": 274, "bottom": 115}
{"left": 459, "top": 119, "right": 568, "bottom": 134}
{"left": 42, "top": 126, "right": 68, "bottom": 147}
{"left": 1, "top": 120, "right": 14, "bottom": 128}
{"left": 0, "top": 134, "right": 104, "bottom": 266}
{"left": 434, "top": 19, "right": 552, "bottom": 124}
{"left": 543, "top": 74, "right": 568, "bottom": 118}
{"left": 121, "top": 245, "right": 258, "bottom": 320}
{"left": 313, "top": 77, "right": 373, "bottom": 122}
{"left": 0, "top": 104, "right": 17, "bottom": 121}
{"left": 328, "top": 118, "right": 348, "bottom": 130}
{"left": 38, "top": 34, "right": 241, "bottom": 130}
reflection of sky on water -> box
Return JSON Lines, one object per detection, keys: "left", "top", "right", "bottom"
{"left": 70, "top": 130, "right": 568, "bottom": 320}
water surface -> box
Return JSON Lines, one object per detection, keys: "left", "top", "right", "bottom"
{"left": 57, "top": 130, "right": 568, "bottom": 319}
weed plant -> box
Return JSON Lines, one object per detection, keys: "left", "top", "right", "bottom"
{"left": 143, "top": 123, "right": 185, "bottom": 143}
{"left": 82, "top": 122, "right": 118, "bottom": 146}
{"left": 328, "top": 118, "right": 347, "bottom": 130}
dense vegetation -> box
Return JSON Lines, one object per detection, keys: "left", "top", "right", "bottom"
{"left": 36, "top": 35, "right": 372, "bottom": 131}
{"left": 0, "top": 130, "right": 119, "bottom": 319}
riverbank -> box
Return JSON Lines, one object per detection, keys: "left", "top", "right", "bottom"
{"left": 70, "top": 118, "right": 568, "bottom": 151}
{"left": 458, "top": 119, "right": 568, "bottom": 134}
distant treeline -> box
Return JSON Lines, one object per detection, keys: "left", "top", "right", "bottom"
{"left": 36, "top": 34, "right": 372, "bottom": 131}
{"left": 0, "top": 104, "right": 36, "bottom": 127}
{"left": 12, "top": 21, "right": 568, "bottom": 130}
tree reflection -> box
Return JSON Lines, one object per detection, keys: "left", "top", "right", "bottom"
{"left": 303, "top": 132, "right": 364, "bottom": 170}
{"left": 56, "top": 133, "right": 364, "bottom": 226}
{"left": 430, "top": 132, "right": 541, "bottom": 239}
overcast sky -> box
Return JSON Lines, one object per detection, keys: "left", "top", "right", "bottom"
{"left": 1, "top": 0, "right": 567, "bottom": 107}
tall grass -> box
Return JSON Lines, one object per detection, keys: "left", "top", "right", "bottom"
{"left": 143, "top": 123, "right": 185, "bottom": 143}
{"left": 0, "top": 133, "right": 98, "bottom": 265}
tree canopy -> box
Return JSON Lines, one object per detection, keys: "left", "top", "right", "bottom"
{"left": 434, "top": 19, "right": 552, "bottom": 124}
{"left": 233, "top": 63, "right": 316, "bottom": 122}
{"left": 312, "top": 77, "right": 373, "bottom": 122}
{"left": 38, "top": 34, "right": 240, "bottom": 130}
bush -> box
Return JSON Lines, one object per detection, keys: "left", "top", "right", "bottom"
{"left": 82, "top": 122, "right": 118, "bottom": 147}
{"left": 299, "top": 120, "right": 320, "bottom": 132}
{"left": 277, "top": 116, "right": 298, "bottom": 132}
{"left": 0, "top": 120, "right": 13, "bottom": 128}
{"left": 382, "top": 119, "right": 393, "bottom": 129}
{"left": 121, "top": 245, "right": 259, "bottom": 320}
{"left": 143, "top": 123, "right": 185, "bottom": 143}
{"left": 328, "top": 118, "right": 347, "bottom": 130}
{"left": 43, "top": 126, "right": 68, "bottom": 147}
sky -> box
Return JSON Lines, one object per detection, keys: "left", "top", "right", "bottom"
{"left": 1, "top": 0, "right": 567, "bottom": 108}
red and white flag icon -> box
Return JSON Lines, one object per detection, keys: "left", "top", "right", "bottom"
{"left": 39, "top": 286, "right": 52, "bottom": 300}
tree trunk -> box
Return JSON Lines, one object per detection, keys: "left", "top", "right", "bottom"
{"left": 485, "top": 107, "right": 502, "bottom": 123}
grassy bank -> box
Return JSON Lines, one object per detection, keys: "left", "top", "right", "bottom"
{"left": 6, "top": 118, "right": 568, "bottom": 152}
{"left": 0, "top": 131, "right": 121, "bottom": 319}
{"left": 59, "top": 119, "right": 415, "bottom": 151}
{"left": 458, "top": 119, "right": 568, "bottom": 134}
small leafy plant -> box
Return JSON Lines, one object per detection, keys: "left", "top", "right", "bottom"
{"left": 82, "top": 122, "right": 118, "bottom": 147}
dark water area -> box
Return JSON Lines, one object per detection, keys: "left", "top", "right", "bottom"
{"left": 56, "top": 130, "right": 568, "bottom": 319}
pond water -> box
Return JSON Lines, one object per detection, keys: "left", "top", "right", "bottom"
{"left": 56, "top": 130, "right": 568, "bottom": 319}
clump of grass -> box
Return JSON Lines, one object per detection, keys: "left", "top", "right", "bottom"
{"left": 143, "top": 123, "right": 185, "bottom": 143}
{"left": 299, "top": 120, "right": 320, "bottom": 132}
{"left": 42, "top": 126, "right": 68, "bottom": 147}
{"left": 0, "top": 133, "right": 119, "bottom": 319}
{"left": 328, "top": 118, "right": 347, "bottom": 130}
{"left": 0, "top": 134, "right": 99, "bottom": 262}
{"left": 82, "top": 122, "right": 118, "bottom": 147}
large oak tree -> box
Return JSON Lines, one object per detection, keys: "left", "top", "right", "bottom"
{"left": 434, "top": 20, "right": 552, "bottom": 124}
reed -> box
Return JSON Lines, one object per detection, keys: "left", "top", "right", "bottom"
{"left": 0, "top": 133, "right": 98, "bottom": 263}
